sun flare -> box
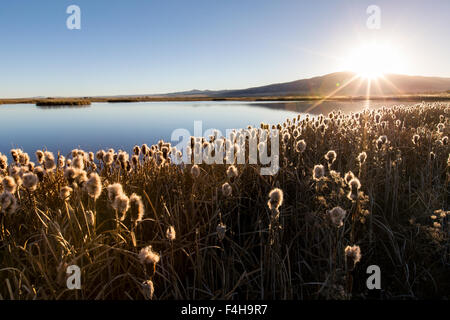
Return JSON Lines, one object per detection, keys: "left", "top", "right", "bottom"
{"left": 343, "top": 43, "right": 405, "bottom": 79}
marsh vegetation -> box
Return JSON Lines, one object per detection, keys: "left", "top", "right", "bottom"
{"left": 0, "top": 102, "right": 449, "bottom": 299}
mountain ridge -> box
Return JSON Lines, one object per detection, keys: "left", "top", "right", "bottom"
{"left": 158, "top": 72, "right": 450, "bottom": 98}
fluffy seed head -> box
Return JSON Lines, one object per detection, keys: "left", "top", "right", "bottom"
{"left": 85, "top": 173, "right": 102, "bottom": 200}
{"left": 113, "top": 193, "right": 130, "bottom": 220}
{"left": 129, "top": 193, "right": 145, "bottom": 224}
{"left": 85, "top": 210, "right": 95, "bottom": 226}
{"left": 191, "top": 165, "right": 200, "bottom": 178}
{"left": 267, "top": 188, "right": 283, "bottom": 210}
{"left": 0, "top": 191, "right": 17, "bottom": 214}
{"left": 142, "top": 280, "right": 154, "bottom": 300}
{"left": 345, "top": 245, "right": 361, "bottom": 270}
{"left": 139, "top": 245, "right": 160, "bottom": 265}
{"left": 0, "top": 153, "right": 7, "bottom": 170}
{"left": 328, "top": 206, "right": 347, "bottom": 228}
{"left": 344, "top": 171, "right": 355, "bottom": 184}
{"left": 60, "top": 186, "right": 73, "bottom": 200}
{"left": 226, "top": 165, "right": 238, "bottom": 179}
{"left": 107, "top": 183, "right": 124, "bottom": 202}
{"left": 22, "top": 173, "right": 39, "bottom": 191}
{"left": 73, "top": 155, "right": 84, "bottom": 170}
{"left": 313, "top": 164, "right": 325, "bottom": 181}
{"left": 295, "top": 139, "right": 306, "bottom": 153}
{"left": 357, "top": 152, "right": 367, "bottom": 164}
{"left": 2, "top": 176, "right": 17, "bottom": 194}
{"left": 221, "top": 182, "right": 232, "bottom": 197}
{"left": 35, "top": 150, "right": 44, "bottom": 164}
{"left": 325, "top": 150, "right": 337, "bottom": 164}
{"left": 44, "top": 151, "right": 56, "bottom": 171}
{"left": 166, "top": 226, "right": 176, "bottom": 241}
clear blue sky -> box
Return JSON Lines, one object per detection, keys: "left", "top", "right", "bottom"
{"left": 0, "top": 0, "right": 449, "bottom": 98}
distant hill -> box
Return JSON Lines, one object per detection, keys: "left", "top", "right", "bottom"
{"left": 162, "top": 72, "right": 450, "bottom": 98}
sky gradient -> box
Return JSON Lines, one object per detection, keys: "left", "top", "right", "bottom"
{"left": 0, "top": 0, "right": 449, "bottom": 98}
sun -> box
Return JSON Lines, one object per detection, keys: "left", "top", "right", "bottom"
{"left": 342, "top": 43, "right": 404, "bottom": 79}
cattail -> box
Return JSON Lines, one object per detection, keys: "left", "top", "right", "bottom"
{"left": 429, "top": 152, "right": 436, "bottom": 161}
{"left": 2, "top": 176, "right": 17, "bottom": 193}
{"left": 118, "top": 151, "right": 129, "bottom": 165}
{"left": 442, "top": 136, "right": 448, "bottom": 145}
{"left": 312, "top": 164, "right": 325, "bottom": 181}
{"left": 71, "top": 149, "right": 79, "bottom": 158}
{"left": 64, "top": 167, "right": 79, "bottom": 185}
{"left": 139, "top": 245, "right": 160, "bottom": 265}
{"left": 191, "top": 165, "right": 200, "bottom": 178}
{"left": 216, "top": 222, "right": 226, "bottom": 241}
{"left": 44, "top": 151, "right": 56, "bottom": 171}
{"left": 166, "top": 225, "right": 176, "bottom": 241}
{"left": 131, "top": 155, "right": 139, "bottom": 168}
{"left": 0, "top": 153, "right": 7, "bottom": 170}
{"left": 34, "top": 166, "right": 45, "bottom": 182}
{"left": 142, "top": 280, "right": 154, "bottom": 300}
{"left": 345, "top": 245, "right": 361, "bottom": 270}
{"left": 129, "top": 193, "right": 145, "bottom": 224}
{"left": 27, "top": 162, "right": 35, "bottom": 172}
{"left": 11, "top": 149, "right": 20, "bottom": 163}
{"left": 22, "top": 173, "right": 39, "bottom": 191}
{"left": 103, "top": 152, "right": 114, "bottom": 166}
{"left": 141, "top": 144, "right": 149, "bottom": 156}
{"left": 344, "top": 171, "right": 355, "bottom": 184}
{"left": 226, "top": 165, "right": 238, "bottom": 179}
{"left": 267, "top": 188, "right": 283, "bottom": 210}
{"left": 113, "top": 193, "right": 130, "bottom": 220}
{"left": 325, "top": 150, "right": 337, "bottom": 164}
{"left": 0, "top": 191, "right": 17, "bottom": 214}
{"left": 85, "top": 173, "right": 102, "bottom": 200}
{"left": 60, "top": 186, "right": 73, "bottom": 200}
{"left": 133, "top": 145, "right": 140, "bottom": 156}
{"left": 107, "top": 183, "right": 123, "bottom": 202}
{"left": 221, "top": 182, "right": 232, "bottom": 197}
{"left": 75, "top": 170, "right": 88, "bottom": 187}
{"left": 85, "top": 210, "right": 95, "bottom": 226}
{"left": 357, "top": 152, "right": 367, "bottom": 164}
{"left": 295, "top": 139, "right": 306, "bottom": 153}
{"left": 376, "top": 135, "right": 388, "bottom": 149}
{"left": 95, "top": 150, "right": 104, "bottom": 161}
{"left": 437, "top": 123, "right": 445, "bottom": 133}
{"left": 73, "top": 155, "right": 84, "bottom": 170}
{"left": 58, "top": 155, "right": 65, "bottom": 168}
{"left": 19, "top": 152, "right": 29, "bottom": 166}
{"left": 282, "top": 132, "right": 290, "bottom": 144}
{"left": 347, "top": 177, "right": 361, "bottom": 201}
{"left": 412, "top": 134, "right": 420, "bottom": 145}
{"left": 327, "top": 206, "right": 347, "bottom": 227}
{"left": 35, "top": 150, "right": 44, "bottom": 164}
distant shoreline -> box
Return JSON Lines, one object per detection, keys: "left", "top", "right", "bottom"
{"left": 0, "top": 94, "right": 449, "bottom": 106}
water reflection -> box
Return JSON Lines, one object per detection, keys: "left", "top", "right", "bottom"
{"left": 0, "top": 100, "right": 422, "bottom": 157}
{"left": 36, "top": 104, "right": 92, "bottom": 110}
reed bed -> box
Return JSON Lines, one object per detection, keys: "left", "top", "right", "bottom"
{"left": 35, "top": 99, "right": 91, "bottom": 106}
{"left": 0, "top": 102, "right": 449, "bottom": 300}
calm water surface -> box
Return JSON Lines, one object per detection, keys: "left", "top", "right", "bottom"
{"left": 0, "top": 100, "right": 420, "bottom": 156}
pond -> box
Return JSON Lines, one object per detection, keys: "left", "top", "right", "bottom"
{"left": 0, "top": 100, "right": 422, "bottom": 157}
